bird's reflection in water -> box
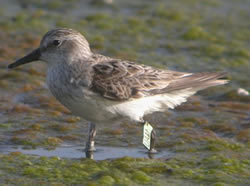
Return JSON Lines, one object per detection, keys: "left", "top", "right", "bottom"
{"left": 0, "top": 145, "right": 171, "bottom": 160}
{"left": 85, "top": 150, "right": 94, "bottom": 159}
{"left": 84, "top": 149, "right": 159, "bottom": 160}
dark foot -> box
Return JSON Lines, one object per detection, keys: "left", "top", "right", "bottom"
{"left": 85, "top": 122, "right": 96, "bottom": 152}
{"left": 149, "top": 129, "right": 157, "bottom": 153}
{"left": 85, "top": 151, "right": 94, "bottom": 159}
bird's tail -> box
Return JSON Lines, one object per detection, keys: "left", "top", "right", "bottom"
{"left": 165, "top": 72, "right": 229, "bottom": 93}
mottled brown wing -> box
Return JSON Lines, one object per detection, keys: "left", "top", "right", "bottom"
{"left": 91, "top": 59, "right": 186, "bottom": 100}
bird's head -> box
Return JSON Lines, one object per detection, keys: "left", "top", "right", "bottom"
{"left": 8, "top": 28, "right": 92, "bottom": 69}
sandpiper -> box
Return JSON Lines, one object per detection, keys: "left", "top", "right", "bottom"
{"left": 8, "top": 28, "right": 228, "bottom": 153}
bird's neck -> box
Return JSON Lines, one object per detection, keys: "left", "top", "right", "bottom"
{"left": 47, "top": 57, "right": 94, "bottom": 87}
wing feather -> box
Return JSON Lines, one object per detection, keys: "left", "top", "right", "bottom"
{"left": 90, "top": 57, "right": 228, "bottom": 101}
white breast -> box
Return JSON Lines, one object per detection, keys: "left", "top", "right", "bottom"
{"left": 46, "top": 65, "right": 118, "bottom": 122}
{"left": 46, "top": 65, "right": 196, "bottom": 123}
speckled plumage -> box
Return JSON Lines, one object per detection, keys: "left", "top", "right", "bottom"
{"left": 9, "top": 28, "right": 228, "bottom": 123}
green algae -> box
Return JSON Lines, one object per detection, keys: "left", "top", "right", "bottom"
{"left": 205, "top": 139, "right": 243, "bottom": 152}
{"left": 0, "top": 123, "right": 12, "bottom": 129}
{"left": 131, "top": 170, "right": 151, "bottom": 183}
{"left": 43, "top": 137, "right": 63, "bottom": 147}
{"left": 182, "top": 26, "right": 212, "bottom": 40}
{"left": 203, "top": 44, "right": 226, "bottom": 57}
{"left": 0, "top": 0, "right": 250, "bottom": 185}
{"left": 178, "top": 117, "right": 208, "bottom": 126}
{"left": 154, "top": 6, "right": 184, "bottom": 21}
{"left": 0, "top": 152, "right": 249, "bottom": 185}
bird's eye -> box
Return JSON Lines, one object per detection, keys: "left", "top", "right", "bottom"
{"left": 52, "top": 40, "right": 61, "bottom": 46}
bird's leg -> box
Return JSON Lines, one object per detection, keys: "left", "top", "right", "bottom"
{"left": 85, "top": 151, "right": 94, "bottom": 159}
{"left": 85, "top": 122, "right": 96, "bottom": 152}
{"left": 149, "top": 129, "right": 157, "bottom": 154}
{"left": 141, "top": 120, "right": 158, "bottom": 154}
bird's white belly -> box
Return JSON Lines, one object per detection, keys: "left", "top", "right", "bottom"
{"left": 48, "top": 83, "right": 196, "bottom": 123}
{"left": 47, "top": 79, "right": 147, "bottom": 123}
{"left": 47, "top": 66, "right": 196, "bottom": 123}
{"left": 62, "top": 91, "right": 119, "bottom": 122}
{"left": 50, "top": 86, "right": 120, "bottom": 122}
{"left": 107, "top": 88, "right": 196, "bottom": 122}
{"left": 46, "top": 67, "right": 118, "bottom": 122}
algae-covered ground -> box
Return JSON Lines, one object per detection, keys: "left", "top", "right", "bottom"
{"left": 0, "top": 0, "right": 249, "bottom": 185}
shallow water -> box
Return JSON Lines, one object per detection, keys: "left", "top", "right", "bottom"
{"left": 0, "top": 0, "right": 249, "bottom": 185}
{"left": 0, "top": 145, "right": 171, "bottom": 160}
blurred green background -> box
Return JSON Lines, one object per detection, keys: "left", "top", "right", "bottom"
{"left": 0, "top": 0, "right": 249, "bottom": 185}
